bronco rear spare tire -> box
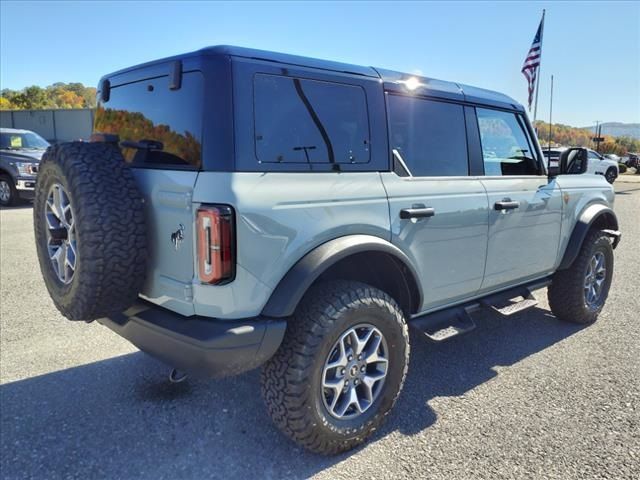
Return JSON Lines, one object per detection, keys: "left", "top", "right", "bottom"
{"left": 34, "top": 142, "right": 147, "bottom": 321}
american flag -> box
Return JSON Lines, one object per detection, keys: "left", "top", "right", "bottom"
{"left": 521, "top": 13, "right": 545, "bottom": 111}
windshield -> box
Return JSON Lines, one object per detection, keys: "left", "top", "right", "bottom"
{"left": 0, "top": 132, "right": 50, "bottom": 150}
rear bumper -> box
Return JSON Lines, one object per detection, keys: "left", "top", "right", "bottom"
{"left": 98, "top": 300, "right": 287, "bottom": 378}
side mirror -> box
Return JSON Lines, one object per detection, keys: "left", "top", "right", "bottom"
{"left": 559, "top": 148, "right": 588, "bottom": 175}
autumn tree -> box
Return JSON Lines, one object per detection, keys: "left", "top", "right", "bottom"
{"left": 534, "top": 121, "right": 640, "bottom": 155}
{"left": 0, "top": 83, "right": 97, "bottom": 110}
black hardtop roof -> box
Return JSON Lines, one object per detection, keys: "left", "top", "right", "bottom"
{"left": 102, "top": 45, "right": 523, "bottom": 111}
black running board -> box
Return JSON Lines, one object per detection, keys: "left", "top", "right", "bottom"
{"left": 479, "top": 279, "right": 551, "bottom": 316}
{"left": 410, "top": 278, "right": 552, "bottom": 342}
{"left": 411, "top": 304, "right": 479, "bottom": 342}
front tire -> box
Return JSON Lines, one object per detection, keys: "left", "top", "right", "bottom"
{"left": 261, "top": 281, "right": 409, "bottom": 454}
{"left": 548, "top": 230, "right": 614, "bottom": 324}
{"left": 0, "top": 175, "right": 18, "bottom": 206}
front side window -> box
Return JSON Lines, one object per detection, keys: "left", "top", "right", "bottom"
{"left": 588, "top": 150, "right": 602, "bottom": 160}
{"left": 476, "top": 108, "right": 539, "bottom": 176}
{"left": 387, "top": 95, "right": 468, "bottom": 177}
{"left": 254, "top": 74, "right": 370, "bottom": 164}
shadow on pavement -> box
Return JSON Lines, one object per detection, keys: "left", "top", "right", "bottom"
{"left": 0, "top": 202, "right": 32, "bottom": 211}
{"left": 0, "top": 306, "right": 585, "bottom": 479}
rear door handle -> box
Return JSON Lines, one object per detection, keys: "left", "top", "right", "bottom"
{"left": 400, "top": 207, "right": 435, "bottom": 219}
{"left": 494, "top": 200, "right": 520, "bottom": 211}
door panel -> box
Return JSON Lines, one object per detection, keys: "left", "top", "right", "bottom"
{"left": 480, "top": 177, "right": 562, "bottom": 291}
{"left": 381, "top": 173, "right": 489, "bottom": 312}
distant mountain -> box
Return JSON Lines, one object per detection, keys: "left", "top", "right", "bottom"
{"left": 581, "top": 122, "right": 640, "bottom": 140}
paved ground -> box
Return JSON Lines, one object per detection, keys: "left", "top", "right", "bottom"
{"left": 1, "top": 185, "right": 639, "bottom": 480}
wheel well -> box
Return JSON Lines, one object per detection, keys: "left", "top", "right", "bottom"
{"left": 558, "top": 208, "right": 619, "bottom": 270}
{"left": 315, "top": 251, "right": 421, "bottom": 315}
{"left": 590, "top": 211, "right": 618, "bottom": 232}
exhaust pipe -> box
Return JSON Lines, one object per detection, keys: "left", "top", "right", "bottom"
{"left": 169, "top": 368, "right": 188, "bottom": 384}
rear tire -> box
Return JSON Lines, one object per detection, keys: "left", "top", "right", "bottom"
{"left": 548, "top": 230, "right": 614, "bottom": 324}
{"left": 605, "top": 167, "right": 617, "bottom": 184}
{"left": 33, "top": 142, "right": 147, "bottom": 321}
{"left": 261, "top": 280, "right": 409, "bottom": 455}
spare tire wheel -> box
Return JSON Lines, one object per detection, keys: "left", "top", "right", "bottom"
{"left": 33, "top": 142, "right": 147, "bottom": 321}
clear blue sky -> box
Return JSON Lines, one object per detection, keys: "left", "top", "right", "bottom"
{"left": 1, "top": 1, "right": 638, "bottom": 126}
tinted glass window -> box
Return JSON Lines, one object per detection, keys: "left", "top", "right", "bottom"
{"left": 476, "top": 108, "right": 539, "bottom": 176}
{"left": 588, "top": 150, "right": 601, "bottom": 160}
{"left": 254, "top": 74, "right": 370, "bottom": 164}
{"left": 387, "top": 95, "right": 468, "bottom": 176}
{"left": 94, "top": 71, "right": 203, "bottom": 168}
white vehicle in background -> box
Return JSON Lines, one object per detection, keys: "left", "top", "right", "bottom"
{"left": 543, "top": 147, "right": 618, "bottom": 183}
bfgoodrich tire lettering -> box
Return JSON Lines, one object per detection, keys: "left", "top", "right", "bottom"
{"left": 261, "top": 280, "right": 410, "bottom": 455}
{"left": 33, "top": 142, "right": 147, "bottom": 321}
{"left": 548, "top": 230, "right": 614, "bottom": 324}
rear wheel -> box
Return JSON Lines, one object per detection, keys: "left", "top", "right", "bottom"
{"left": 0, "top": 175, "right": 17, "bottom": 206}
{"left": 605, "top": 167, "right": 617, "bottom": 184}
{"left": 548, "top": 230, "right": 614, "bottom": 324}
{"left": 261, "top": 280, "right": 409, "bottom": 454}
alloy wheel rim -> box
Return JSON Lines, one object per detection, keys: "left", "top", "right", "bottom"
{"left": 584, "top": 251, "right": 606, "bottom": 308}
{"left": 0, "top": 180, "right": 10, "bottom": 202}
{"left": 321, "top": 323, "right": 389, "bottom": 420}
{"left": 45, "top": 183, "right": 77, "bottom": 284}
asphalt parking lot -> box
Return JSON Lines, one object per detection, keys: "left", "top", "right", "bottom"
{"left": 1, "top": 183, "right": 639, "bottom": 480}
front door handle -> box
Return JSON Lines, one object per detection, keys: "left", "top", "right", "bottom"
{"left": 494, "top": 200, "right": 520, "bottom": 211}
{"left": 400, "top": 207, "right": 435, "bottom": 219}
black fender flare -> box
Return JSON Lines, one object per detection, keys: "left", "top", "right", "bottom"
{"left": 261, "top": 235, "right": 423, "bottom": 318}
{"left": 558, "top": 204, "right": 620, "bottom": 270}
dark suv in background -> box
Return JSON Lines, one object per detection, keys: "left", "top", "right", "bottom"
{"left": 0, "top": 128, "right": 49, "bottom": 206}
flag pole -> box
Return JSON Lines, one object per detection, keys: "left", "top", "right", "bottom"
{"left": 532, "top": 9, "right": 545, "bottom": 123}
{"left": 548, "top": 74, "right": 554, "bottom": 153}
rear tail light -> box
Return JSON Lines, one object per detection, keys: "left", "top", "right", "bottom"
{"left": 197, "top": 205, "right": 235, "bottom": 284}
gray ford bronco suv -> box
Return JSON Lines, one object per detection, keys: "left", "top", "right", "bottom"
{"left": 34, "top": 46, "right": 621, "bottom": 454}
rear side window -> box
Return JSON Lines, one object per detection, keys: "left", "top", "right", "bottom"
{"left": 94, "top": 71, "right": 203, "bottom": 168}
{"left": 476, "top": 108, "right": 539, "bottom": 176}
{"left": 254, "top": 74, "right": 370, "bottom": 164}
{"left": 387, "top": 95, "right": 468, "bottom": 176}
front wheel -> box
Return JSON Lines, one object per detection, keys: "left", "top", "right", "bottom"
{"left": 261, "top": 280, "right": 409, "bottom": 454}
{"left": 0, "top": 175, "right": 18, "bottom": 206}
{"left": 548, "top": 230, "right": 614, "bottom": 324}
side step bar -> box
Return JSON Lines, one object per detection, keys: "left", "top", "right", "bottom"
{"left": 410, "top": 278, "right": 552, "bottom": 342}
{"left": 411, "top": 304, "right": 479, "bottom": 342}
{"left": 480, "top": 288, "right": 538, "bottom": 316}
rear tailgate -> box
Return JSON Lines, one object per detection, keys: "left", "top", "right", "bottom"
{"left": 93, "top": 67, "right": 205, "bottom": 315}
{"left": 133, "top": 169, "right": 198, "bottom": 316}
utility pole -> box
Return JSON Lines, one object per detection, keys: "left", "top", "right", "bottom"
{"left": 592, "top": 120, "right": 604, "bottom": 152}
